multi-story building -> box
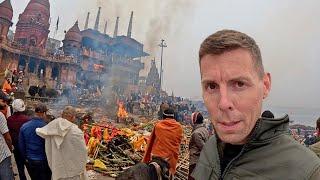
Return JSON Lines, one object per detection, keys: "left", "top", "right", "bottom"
{"left": 0, "top": 0, "right": 78, "bottom": 87}
{"left": 0, "top": 0, "right": 149, "bottom": 93}
{"left": 62, "top": 7, "right": 149, "bottom": 93}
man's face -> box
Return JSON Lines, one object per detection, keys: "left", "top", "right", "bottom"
{"left": 0, "top": 103, "right": 7, "bottom": 117}
{"left": 0, "top": 99, "right": 5, "bottom": 104}
{"left": 200, "top": 48, "right": 271, "bottom": 144}
{"left": 70, "top": 115, "right": 76, "bottom": 123}
{"left": 64, "top": 114, "right": 76, "bottom": 123}
{"left": 40, "top": 112, "right": 49, "bottom": 122}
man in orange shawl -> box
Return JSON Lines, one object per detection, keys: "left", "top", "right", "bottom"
{"left": 2, "top": 78, "right": 12, "bottom": 95}
{"left": 143, "top": 108, "right": 183, "bottom": 177}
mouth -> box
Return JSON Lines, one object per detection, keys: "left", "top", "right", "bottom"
{"left": 217, "top": 120, "right": 242, "bottom": 132}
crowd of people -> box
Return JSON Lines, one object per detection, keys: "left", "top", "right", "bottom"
{"left": 0, "top": 94, "right": 88, "bottom": 180}
{"left": 123, "top": 91, "right": 199, "bottom": 124}
{"left": 2, "top": 69, "right": 25, "bottom": 96}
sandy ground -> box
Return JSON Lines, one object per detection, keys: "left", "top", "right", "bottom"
{"left": 11, "top": 156, "right": 114, "bottom": 180}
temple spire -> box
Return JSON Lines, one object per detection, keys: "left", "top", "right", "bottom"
{"left": 103, "top": 20, "right": 107, "bottom": 34}
{"left": 127, "top": 11, "right": 133, "bottom": 38}
{"left": 94, "top": 7, "right": 101, "bottom": 31}
{"left": 113, "top": 16, "right": 119, "bottom": 38}
{"left": 84, "top": 12, "right": 90, "bottom": 29}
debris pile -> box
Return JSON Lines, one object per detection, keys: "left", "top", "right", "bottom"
{"left": 85, "top": 122, "right": 152, "bottom": 177}
{"left": 84, "top": 120, "right": 193, "bottom": 179}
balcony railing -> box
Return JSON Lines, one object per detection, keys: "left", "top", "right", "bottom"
{"left": 0, "top": 40, "right": 78, "bottom": 64}
{"left": 81, "top": 48, "right": 107, "bottom": 60}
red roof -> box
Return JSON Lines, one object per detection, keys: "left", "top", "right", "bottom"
{"left": 0, "top": 0, "right": 13, "bottom": 21}
{"left": 29, "top": 0, "right": 49, "bottom": 10}
{"left": 64, "top": 21, "right": 82, "bottom": 42}
{"left": 17, "top": 0, "right": 50, "bottom": 28}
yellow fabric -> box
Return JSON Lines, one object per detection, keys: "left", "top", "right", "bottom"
{"left": 93, "top": 159, "right": 107, "bottom": 170}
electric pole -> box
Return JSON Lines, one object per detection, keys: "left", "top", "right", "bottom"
{"left": 159, "top": 39, "right": 167, "bottom": 91}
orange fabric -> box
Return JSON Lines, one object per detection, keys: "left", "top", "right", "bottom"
{"left": 143, "top": 118, "right": 183, "bottom": 174}
{"left": 2, "top": 79, "right": 12, "bottom": 94}
{"left": 103, "top": 129, "right": 110, "bottom": 141}
{"left": 90, "top": 126, "right": 102, "bottom": 141}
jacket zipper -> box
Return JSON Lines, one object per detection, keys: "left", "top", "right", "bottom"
{"left": 220, "top": 144, "right": 247, "bottom": 179}
{"left": 220, "top": 120, "right": 261, "bottom": 179}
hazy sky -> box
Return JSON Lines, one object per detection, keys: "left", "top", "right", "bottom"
{"left": 10, "top": 0, "right": 320, "bottom": 109}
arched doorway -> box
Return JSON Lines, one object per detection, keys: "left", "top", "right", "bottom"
{"left": 18, "top": 56, "right": 26, "bottom": 71}
{"left": 37, "top": 61, "right": 46, "bottom": 78}
{"left": 29, "top": 35, "right": 37, "bottom": 47}
{"left": 51, "top": 64, "right": 59, "bottom": 81}
{"left": 28, "top": 58, "right": 36, "bottom": 73}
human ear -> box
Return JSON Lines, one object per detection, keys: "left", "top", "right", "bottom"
{"left": 263, "top": 73, "right": 271, "bottom": 99}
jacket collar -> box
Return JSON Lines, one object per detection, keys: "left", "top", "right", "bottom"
{"left": 216, "top": 114, "right": 290, "bottom": 155}
{"left": 249, "top": 114, "right": 289, "bottom": 145}
{"left": 192, "top": 115, "right": 290, "bottom": 179}
{"left": 218, "top": 115, "right": 289, "bottom": 177}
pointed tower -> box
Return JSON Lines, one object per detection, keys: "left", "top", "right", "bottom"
{"left": 146, "top": 59, "right": 160, "bottom": 90}
{"left": 94, "top": 7, "right": 101, "bottom": 31}
{"left": 84, "top": 12, "right": 90, "bottom": 29}
{"left": 0, "top": 0, "right": 13, "bottom": 40}
{"left": 113, "top": 17, "right": 119, "bottom": 38}
{"left": 63, "top": 21, "right": 82, "bottom": 57}
{"left": 14, "top": 0, "right": 50, "bottom": 48}
{"left": 103, "top": 20, "right": 107, "bottom": 34}
{"left": 127, "top": 11, "right": 133, "bottom": 38}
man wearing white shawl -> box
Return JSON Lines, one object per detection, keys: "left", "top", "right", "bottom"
{"left": 36, "top": 106, "right": 87, "bottom": 180}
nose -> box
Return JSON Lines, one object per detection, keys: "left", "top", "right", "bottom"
{"left": 218, "top": 86, "right": 233, "bottom": 111}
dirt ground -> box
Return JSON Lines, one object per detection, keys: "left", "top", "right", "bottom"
{"left": 11, "top": 156, "right": 30, "bottom": 180}
{"left": 11, "top": 156, "right": 114, "bottom": 180}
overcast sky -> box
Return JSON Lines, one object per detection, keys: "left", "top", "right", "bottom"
{"left": 10, "top": 0, "right": 320, "bottom": 110}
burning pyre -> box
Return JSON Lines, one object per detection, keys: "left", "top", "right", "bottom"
{"left": 116, "top": 102, "right": 129, "bottom": 123}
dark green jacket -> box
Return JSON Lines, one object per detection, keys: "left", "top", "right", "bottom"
{"left": 310, "top": 141, "right": 320, "bottom": 158}
{"left": 192, "top": 115, "right": 320, "bottom": 180}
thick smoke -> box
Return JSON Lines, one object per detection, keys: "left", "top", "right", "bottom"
{"left": 144, "top": 1, "right": 194, "bottom": 54}
{"left": 95, "top": 0, "right": 196, "bottom": 75}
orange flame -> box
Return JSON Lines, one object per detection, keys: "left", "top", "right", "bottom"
{"left": 117, "top": 102, "right": 128, "bottom": 119}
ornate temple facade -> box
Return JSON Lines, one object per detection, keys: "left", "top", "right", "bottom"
{"left": 0, "top": 0, "right": 78, "bottom": 87}
{"left": 0, "top": 0, "right": 149, "bottom": 92}
{"left": 146, "top": 59, "right": 160, "bottom": 90}
{"left": 63, "top": 7, "right": 148, "bottom": 92}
